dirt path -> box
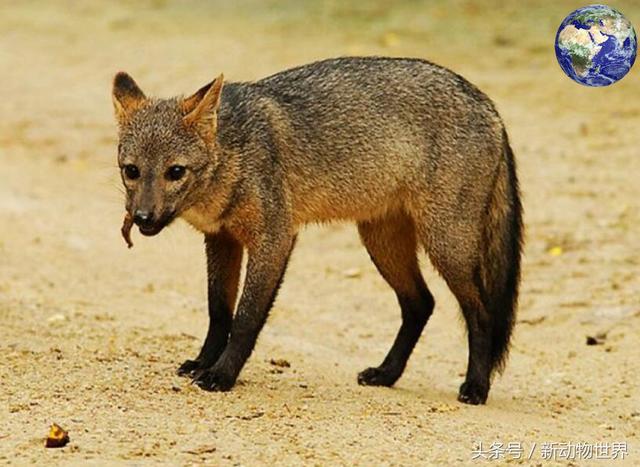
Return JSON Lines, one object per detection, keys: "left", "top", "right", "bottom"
{"left": 1, "top": 1, "right": 639, "bottom": 465}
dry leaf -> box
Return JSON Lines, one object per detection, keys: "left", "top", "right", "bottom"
{"left": 45, "top": 423, "right": 69, "bottom": 448}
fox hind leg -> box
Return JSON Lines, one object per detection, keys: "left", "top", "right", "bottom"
{"left": 422, "top": 232, "right": 493, "bottom": 405}
{"left": 356, "top": 211, "right": 434, "bottom": 387}
{"left": 452, "top": 283, "right": 492, "bottom": 404}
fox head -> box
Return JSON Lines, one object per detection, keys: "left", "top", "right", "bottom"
{"left": 112, "top": 72, "right": 224, "bottom": 237}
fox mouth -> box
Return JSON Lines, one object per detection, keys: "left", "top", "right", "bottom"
{"left": 138, "top": 224, "right": 165, "bottom": 236}
{"left": 137, "top": 214, "right": 175, "bottom": 237}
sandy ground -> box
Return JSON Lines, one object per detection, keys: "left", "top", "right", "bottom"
{"left": 1, "top": 1, "right": 639, "bottom": 465}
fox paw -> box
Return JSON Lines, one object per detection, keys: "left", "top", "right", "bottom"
{"left": 176, "top": 359, "right": 202, "bottom": 377}
{"left": 457, "top": 381, "right": 489, "bottom": 405}
{"left": 191, "top": 367, "right": 236, "bottom": 392}
{"left": 357, "top": 366, "right": 399, "bottom": 387}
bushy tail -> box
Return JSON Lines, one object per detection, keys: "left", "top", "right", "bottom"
{"left": 478, "top": 129, "right": 523, "bottom": 374}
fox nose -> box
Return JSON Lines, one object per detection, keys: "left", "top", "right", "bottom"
{"left": 133, "top": 210, "right": 155, "bottom": 228}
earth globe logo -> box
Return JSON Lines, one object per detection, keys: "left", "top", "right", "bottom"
{"left": 555, "top": 5, "right": 637, "bottom": 86}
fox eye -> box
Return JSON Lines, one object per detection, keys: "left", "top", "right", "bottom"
{"left": 123, "top": 164, "right": 140, "bottom": 180}
{"left": 166, "top": 165, "right": 186, "bottom": 181}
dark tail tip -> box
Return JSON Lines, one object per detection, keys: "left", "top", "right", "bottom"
{"left": 484, "top": 130, "right": 523, "bottom": 375}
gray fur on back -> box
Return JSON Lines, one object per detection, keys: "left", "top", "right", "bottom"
{"left": 216, "top": 57, "right": 505, "bottom": 225}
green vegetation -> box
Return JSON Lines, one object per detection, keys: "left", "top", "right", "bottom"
{"left": 564, "top": 42, "right": 592, "bottom": 73}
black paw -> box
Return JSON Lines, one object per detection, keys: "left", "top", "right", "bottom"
{"left": 357, "top": 366, "right": 399, "bottom": 387}
{"left": 191, "top": 367, "right": 236, "bottom": 392}
{"left": 458, "top": 381, "right": 489, "bottom": 405}
{"left": 176, "top": 359, "right": 202, "bottom": 377}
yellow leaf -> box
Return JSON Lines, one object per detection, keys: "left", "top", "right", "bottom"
{"left": 548, "top": 246, "right": 563, "bottom": 256}
{"left": 381, "top": 32, "right": 400, "bottom": 48}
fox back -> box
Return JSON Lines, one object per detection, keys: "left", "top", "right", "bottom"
{"left": 219, "top": 57, "right": 504, "bottom": 226}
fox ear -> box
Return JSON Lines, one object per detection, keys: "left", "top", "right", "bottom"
{"left": 182, "top": 74, "right": 224, "bottom": 141}
{"left": 112, "top": 72, "right": 146, "bottom": 125}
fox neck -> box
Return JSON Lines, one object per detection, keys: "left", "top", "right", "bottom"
{"left": 180, "top": 145, "right": 240, "bottom": 234}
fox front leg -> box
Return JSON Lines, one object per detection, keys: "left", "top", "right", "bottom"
{"left": 177, "top": 229, "right": 243, "bottom": 377}
{"left": 192, "top": 232, "right": 296, "bottom": 391}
